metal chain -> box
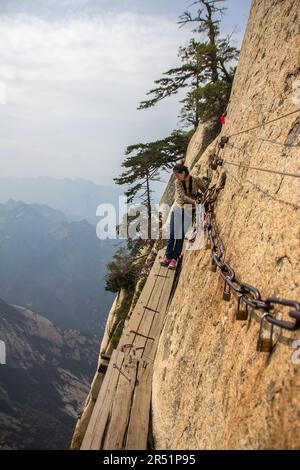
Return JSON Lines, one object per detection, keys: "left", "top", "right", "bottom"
{"left": 200, "top": 189, "right": 300, "bottom": 332}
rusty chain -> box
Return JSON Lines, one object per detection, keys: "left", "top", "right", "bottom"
{"left": 198, "top": 184, "right": 300, "bottom": 335}
{"left": 190, "top": 110, "right": 300, "bottom": 351}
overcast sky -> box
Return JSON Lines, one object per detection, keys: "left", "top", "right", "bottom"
{"left": 0, "top": 0, "right": 252, "bottom": 189}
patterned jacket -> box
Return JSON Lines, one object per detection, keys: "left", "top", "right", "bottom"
{"left": 174, "top": 175, "right": 208, "bottom": 209}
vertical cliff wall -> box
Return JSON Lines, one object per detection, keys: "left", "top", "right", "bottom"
{"left": 152, "top": 0, "right": 300, "bottom": 449}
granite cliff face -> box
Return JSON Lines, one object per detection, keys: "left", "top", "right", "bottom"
{"left": 152, "top": 0, "right": 300, "bottom": 449}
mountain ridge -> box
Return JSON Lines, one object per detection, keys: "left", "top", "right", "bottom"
{"left": 0, "top": 199, "right": 115, "bottom": 333}
{"left": 0, "top": 297, "right": 99, "bottom": 450}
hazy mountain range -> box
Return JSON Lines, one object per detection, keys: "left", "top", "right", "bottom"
{"left": 0, "top": 180, "right": 127, "bottom": 449}
{"left": 0, "top": 198, "right": 117, "bottom": 334}
{"left": 0, "top": 177, "right": 125, "bottom": 225}
{"left": 0, "top": 298, "right": 99, "bottom": 450}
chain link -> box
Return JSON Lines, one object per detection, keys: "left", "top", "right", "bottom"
{"left": 201, "top": 194, "right": 300, "bottom": 332}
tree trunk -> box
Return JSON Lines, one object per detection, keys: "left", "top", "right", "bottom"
{"left": 206, "top": 3, "right": 219, "bottom": 83}
{"left": 146, "top": 172, "right": 152, "bottom": 240}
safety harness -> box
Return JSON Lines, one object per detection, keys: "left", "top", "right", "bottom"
{"left": 182, "top": 175, "right": 193, "bottom": 197}
{"left": 182, "top": 175, "right": 196, "bottom": 221}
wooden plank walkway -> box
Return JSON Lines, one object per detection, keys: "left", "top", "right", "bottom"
{"left": 81, "top": 349, "right": 125, "bottom": 450}
{"left": 80, "top": 248, "right": 176, "bottom": 450}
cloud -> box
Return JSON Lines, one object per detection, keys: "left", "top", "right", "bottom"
{"left": 1, "top": 13, "right": 187, "bottom": 102}
{"left": 0, "top": 10, "right": 191, "bottom": 184}
{"left": 0, "top": 1, "right": 251, "bottom": 189}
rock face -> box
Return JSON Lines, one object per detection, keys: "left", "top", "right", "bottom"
{"left": 184, "top": 121, "right": 218, "bottom": 170}
{"left": 152, "top": 0, "right": 300, "bottom": 450}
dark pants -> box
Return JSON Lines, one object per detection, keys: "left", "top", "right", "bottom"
{"left": 165, "top": 205, "right": 193, "bottom": 261}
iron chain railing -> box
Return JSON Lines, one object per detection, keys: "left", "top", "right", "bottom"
{"left": 198, "top": 185, "right": 300, "bottom": 353}
{"left": 192, "top": 108, "right": 300, "bottom": 351}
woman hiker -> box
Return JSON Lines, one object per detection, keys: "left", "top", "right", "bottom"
{"left": 160, "top": 164, "right": 209, "bottom": 270}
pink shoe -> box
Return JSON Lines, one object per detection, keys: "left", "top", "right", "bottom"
{"left": 168, "top": 259, "right": 178, "bottom": 270}
{"left": 160, "top": 255, "right": 172, "bottom": 266}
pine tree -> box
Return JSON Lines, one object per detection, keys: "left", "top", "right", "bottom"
{"left": 138, "top": 0, "right": 239, "bottom": 129}
{"left": 114, "top": 130, "right": 190, "bottom": 239}
{"left": 105, "top": 246, "right": 137, "bottom": 293}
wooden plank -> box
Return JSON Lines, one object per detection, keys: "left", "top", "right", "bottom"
{"left": 143, "top": 268, "right": 176, "bottom": 363}
{"left": 103, "top": 356, "right": 138, "bottom": 449}
{"left": 129, "top": 265, "right": 166, "bottom": 350}
{"left": 125, "top": 269, "right": 176, "bottom": 450}
{"left": 125, "top": 361, "right": 153, "bottom": 450}
{"left": 125, "top": 260, "right": 176, "bottom": 449}
{"left": 80, "top": 349, "right": 124, "bottom": 450}
{"left": 81, "top": 249, "right": 176, "bottom": 451}
{"left": 118, "top": 272, "right": 161, "bottom": 350}
{"left": 129, "top": 264, "right": 169, "bottom": 359}
{"left": 81, "top": 250, "right": 175, "bottom": 449}
{"left": 118, "top": 249, "right": 165, "bottom": 353}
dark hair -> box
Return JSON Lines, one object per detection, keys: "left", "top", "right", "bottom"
{"left": 173, "top": 164, "right": 189, "bottom": 177}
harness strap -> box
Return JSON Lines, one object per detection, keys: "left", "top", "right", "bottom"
{"left": 182, "top": 175, "right": 193, "bottom": 196}
{"left": 181, "top": 175, "right": 196, "bottom": 221}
